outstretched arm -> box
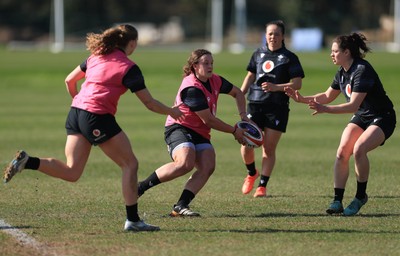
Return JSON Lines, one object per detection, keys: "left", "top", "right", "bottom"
{"left": 285, "top": 86, "right": 340, "bottom": 105}
{"left": 285, "top": 86, "right": 365, "bottom": 115}
{"left": 309, "top": 91, "right": 366, "bottom": 115}
{"left": 135, "top": 88, "right": 183, "bottom": 120}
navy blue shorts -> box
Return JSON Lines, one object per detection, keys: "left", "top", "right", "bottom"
{"left": 350, "top": 110, "right": 396, "bottom": 143}
{"left": 247, "top": 103, "right": 289, "bottom": 133}
{"left": 65, "top": 107, "right": 122, "bottom": 145}
{"left": 164, "top": 124, "right": 212, "bottom": 158}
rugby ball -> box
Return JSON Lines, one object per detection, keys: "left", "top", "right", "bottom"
{"left": 235, "top": 121, "right": 263, "bottom": 148}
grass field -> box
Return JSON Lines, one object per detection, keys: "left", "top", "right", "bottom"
{"left": 0, "top": 47, "right": 399, "bottom": 256}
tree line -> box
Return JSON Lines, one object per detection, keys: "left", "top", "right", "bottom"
{"left": 0, "top": 0, "right": 392, "bottom": 43}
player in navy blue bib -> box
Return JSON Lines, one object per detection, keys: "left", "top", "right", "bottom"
{"left": 285, "top": 32, "right": 396, "bottom": 216}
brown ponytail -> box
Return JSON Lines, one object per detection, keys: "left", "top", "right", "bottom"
{"left": 182, "top": 49, "right": 212, "bottom": 77}
{"left": 86, "top": 24, "right": 138, "bottom": 55}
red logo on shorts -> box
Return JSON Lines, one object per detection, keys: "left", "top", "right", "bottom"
{"left": 93, "top": 129, "right": 101, "bottom": 137}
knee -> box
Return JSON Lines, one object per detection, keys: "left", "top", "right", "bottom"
{"left": 205, "top": 166, "right": 215, "bottom": 176}
{"left": 67, "top": 176, "right": 80, "bottom": 182}
{"left": 65, "top": 169, "right": 83, "bottom": 182}
{"left": 52, "top": 158, "right": 84, "bottom": 182}
{"left": 123, "top": 161, "right": 139, "bottom": 178}
{"left": 129, "top": 161, "right": 139, "bottom": 172}
{"left": 175, "top": 160, "right": 195, "bottom": 174}
{"left": 353, "top": 143, "right": 367, "bottom": 161}
{"left": 200, "top": 160, "right": 216, "bottom": 177}
{"left": 262, "top": 147, "right": 274, "bottom": 158}
{"left": 336, "top": 146, "right": 352, "bottom": 162}
{"left": 192, "top": 166, "right": 215, "bottom": 181}
{"left": 118, "top": 156, "right": 138, "bottom": 171}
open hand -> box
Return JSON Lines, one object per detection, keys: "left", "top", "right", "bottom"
{"left": 308, "top": 98, "right": 325, "bottom": 115}
{"left": 284, "top": 87, "right": 303, "bottom": 103}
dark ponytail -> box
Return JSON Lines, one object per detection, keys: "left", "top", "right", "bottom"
{"left": 333, "top": 32, "right": 371, "bottom": 59}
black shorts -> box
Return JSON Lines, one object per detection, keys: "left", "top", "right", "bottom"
{"left": 65, "top": 107, "right": 122, "bottom": 146}
{"left": 350, "top": 110, "right": 396, "bottom": 142}
{"left": 164, "top": 124, "right": 212, "bottom": 158}
{"left": 247, "top": 103, "right": 289, "bottom": 133}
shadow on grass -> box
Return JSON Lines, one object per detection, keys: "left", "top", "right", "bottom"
{"left": 215, "top": 212, "right": 400, "bottom": 218}
{"left": 257, "top": 212, "right": 400, "bottom": 218}
{"left": 159, "top": 226, "right": 400, "bottom": 234}
{"left": 289, "top": 194, "right": 400, "bottom": 199}
{"left": 0, "top": 225, "right": 35, "bottom": 230}
{"left": 206, "top": 228, "right": 400, "bottom": 234}
{"left": 371, "top": 195, "right": 400, "bottom": 199}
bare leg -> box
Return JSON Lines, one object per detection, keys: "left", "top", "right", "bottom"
{"left": 155, "top": 147, "right": 196, "bottom": 182}
{"left": 241, "top": 145, "right": 254, "bottom": 165}
{"left": 37, "top": 134, "right": 91, "bottom": 182}
{"left": 353, "top": 125, "right": 385, "bottom": 182}
{"left": 99, "top": 131, "right": 138, "bottom": 206}
{"left": 260, "top": 128, "right": 282, "bottom": 178}
{"left": 334, "top": 124, "right": 363, "bottom": 188}
{"left": 169, "top": 147, "right": 216, "bottom": 217}
{"left": 184, "top": 147, "right": 216, "bottom": 194}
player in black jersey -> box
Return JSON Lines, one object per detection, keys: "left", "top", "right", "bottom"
{"left": 240, "top": 20, "right": 305, "bottom": 198}
{"left": 285, "top": 32, "right": 396, "bottom": 216}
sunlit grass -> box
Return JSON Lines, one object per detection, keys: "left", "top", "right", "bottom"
{"left": 0, "top": 48, "right": 399, "bottom": 255}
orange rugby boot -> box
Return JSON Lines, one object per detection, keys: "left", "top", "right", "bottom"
{"left": 253, "top": 186, "right": 267, "bottom": 198}
{"left": 241, "top": 170, "right": 259, "bottom": 194}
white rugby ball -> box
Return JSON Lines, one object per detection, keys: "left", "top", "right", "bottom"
{"left": 235, "top": 121, "right": 263, "bottom": 148}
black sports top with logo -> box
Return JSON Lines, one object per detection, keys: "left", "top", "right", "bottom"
{"left": 330, "top": 58, "right": 394, "bottom": 118}
{"left": 246, "top": 46, "right": 305, "bottom": 105}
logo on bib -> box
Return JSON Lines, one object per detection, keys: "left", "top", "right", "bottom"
{"left": 345, "top": 84, "right": 352, "bottom": 98}
{"left": 262, "top": 60, "right": 274, "bottom": 73}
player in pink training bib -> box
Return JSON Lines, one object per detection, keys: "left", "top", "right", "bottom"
{"left": 138, "top": 49, "right": 249, "bottom": 217}
{"left": 3, "top": 24, "right": 183, "bottom": 232}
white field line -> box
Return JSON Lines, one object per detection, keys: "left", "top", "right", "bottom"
{"left": 0, "top": 219, "right": 55, "bottom": 255}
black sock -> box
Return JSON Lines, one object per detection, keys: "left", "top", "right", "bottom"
{"left": 176, "top": 189, "right": 195, "bottom": 207}
{"left": 258, "top": 175, "right": 269, "bottom": 188}
{"left": 126, "top": 204, "right": 140, "bottom": 222}
{"left": 333, "top": 188, "right": 345, "bottom": 202}
{"left": 25, "top": 157, "right": 40, "bottom": 170}
{"left": 355, "top": 181, "right": 368, "bottom": 200}
{"left": 246, "top": 162, "right": 257, "bottom": 176}
{"left": 139, "top": 172, "right": 161, "bottom": 192}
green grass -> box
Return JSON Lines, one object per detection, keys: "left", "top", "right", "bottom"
{"left": 0, "top": 48, "right": 399, "bottom": 256}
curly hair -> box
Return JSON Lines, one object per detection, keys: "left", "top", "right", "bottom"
{"left": 86, "top": 24, "right": 138, "bottom": 55}
{"left": 182, "top": 49, "right": 212, "bottom": 77}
